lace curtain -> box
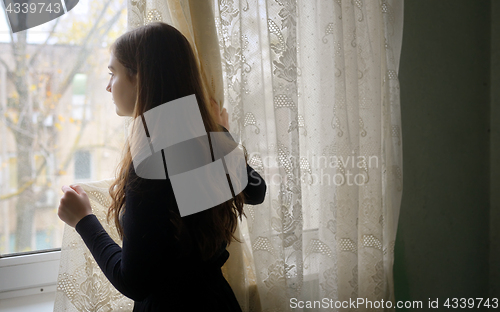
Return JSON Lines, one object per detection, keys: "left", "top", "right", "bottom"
{"left": 54, "top": 0, "right": 403, "bottom": 311}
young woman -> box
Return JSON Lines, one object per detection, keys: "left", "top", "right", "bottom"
{"left": 57, "top": 22, "right": 266, "bottom": 312}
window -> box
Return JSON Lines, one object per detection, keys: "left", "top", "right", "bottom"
{"left": 74, "top": 150, "right": 92, "bottom": 180}
{"left": 8, "top": 156, "right": 16, "bottom": 190}
{"left": 0, "top": 0, "right": 127, "bottom": 306}
{"left": 0, "top": 0, "right": 127, "bottom": 259}
{"left": 71, "top": 73, "right": 92, "bottom": 121}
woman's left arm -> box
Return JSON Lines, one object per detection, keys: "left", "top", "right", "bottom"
{"left": 218, "top": 126, "right": 267, "bottom": 205}
{"left": 243, "top": 164, "right": 266, "bottom": 205}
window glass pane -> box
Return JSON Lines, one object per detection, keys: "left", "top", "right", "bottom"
{"left": 72, "top": 73, "right": 91, "bottom": 121}
{"left": 74, "top": 150, "right": 91, "bottom": 180}
{"left": 72, "top": 74, "right": 87, "bottom": 95}
{"left": 8, "top": 156, "right": 17, "bottom": 189}
{"left": 0, "top": 0, "right": 127, "bottom": 255}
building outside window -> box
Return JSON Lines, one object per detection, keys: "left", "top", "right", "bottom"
{"left": 74, "top": 149, "right": 92, "bottom": 181}
{"left": 71, "top": 73, "right": 92, "bottom": 121}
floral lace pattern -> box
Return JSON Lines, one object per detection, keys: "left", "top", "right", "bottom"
{"left": 53, "top": 179, "right": 135, "bottom": 312}
{"left": 214, "top": 0, "right": 403, "bottom": 311}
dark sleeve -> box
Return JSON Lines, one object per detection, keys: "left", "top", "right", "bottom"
{"left": 219, "top": 126, "right": 266, "bottom": 205}
{"left": 75, "top": 127, "right": 265, "bottom": 300}
{"left": 243, "top": 163, "right": 266, "bottom": 205}
{"left": 75, "top": 177, "right": 176, "bottom": 302}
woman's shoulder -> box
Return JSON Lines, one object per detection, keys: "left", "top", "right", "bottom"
{"left": 126, "top": 161, "right": 172, "bottom": 195}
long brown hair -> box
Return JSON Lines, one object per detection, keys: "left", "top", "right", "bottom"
{"left": 106, "top": 22, "right": 247, "bottom": 261}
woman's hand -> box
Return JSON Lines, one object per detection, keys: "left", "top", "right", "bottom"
{"left": 58, "top": 184, "right": 93, "bottom": 228}
{"left": 210, "top": 98, "right": 229, "bottom": 131}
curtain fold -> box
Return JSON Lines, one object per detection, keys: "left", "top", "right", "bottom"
{"left": 54, "top": 179, "right": 135, "bottom": 312}
{"left": 54, "top": 0, "right": 403, "bottom": 311}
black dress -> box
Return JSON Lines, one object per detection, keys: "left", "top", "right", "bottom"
{"left": 75, "top": 127, "right": 266, "bottom": 312}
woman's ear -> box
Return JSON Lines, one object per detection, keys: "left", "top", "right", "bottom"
{"left": 130, "top": 73, "right": 138, "bottom": 87}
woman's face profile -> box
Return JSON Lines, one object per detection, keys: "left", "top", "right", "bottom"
{"left": 106, "top": 52, "right": 137, "bottom": 117}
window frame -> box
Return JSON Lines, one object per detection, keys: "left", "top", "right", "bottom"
{"left": 0, "top": 249, "right": 61, "bottom": 299}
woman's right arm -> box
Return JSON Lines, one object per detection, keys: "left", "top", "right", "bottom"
{"left": 75, "top": 174, "right": 177, "bottom": 302}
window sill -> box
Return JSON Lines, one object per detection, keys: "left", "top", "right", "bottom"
{"left": 0, "top": 250, "right": 60, "bottom": 300}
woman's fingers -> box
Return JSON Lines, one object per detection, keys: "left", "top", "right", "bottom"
{"left": 58, "top": 184, "right": 92, "bottom": 228}
{"left": 61, "top": 185, "right": 74, "bottom": 194}
{"left": 209, "top": 98, "right": 229, "bottom": 130}
{"left": 209, "top": 99, "right": 222, "bottom": 124}
{"left": 210, "top": 98, "right": 218, "bottom": 109}
{"left": 70, "top": 184, "right": 86, "bottom": 196}
{"left": 220, "top": 108, "right": 229, "bottom": 131}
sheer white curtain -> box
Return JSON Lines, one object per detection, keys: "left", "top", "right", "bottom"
{"left": 54, "top": 0, "right": 403, "bottom": 311}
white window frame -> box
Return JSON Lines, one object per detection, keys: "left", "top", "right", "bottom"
{"left": 0, "top": 249, "right": 60, "bottom": 300}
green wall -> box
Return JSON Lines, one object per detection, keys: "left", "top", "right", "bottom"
{"left": 490, "top": 0, "right": 500, "bottom": 300}
{"left": 394, "top": 0, "right": 495, "bottom": 310}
